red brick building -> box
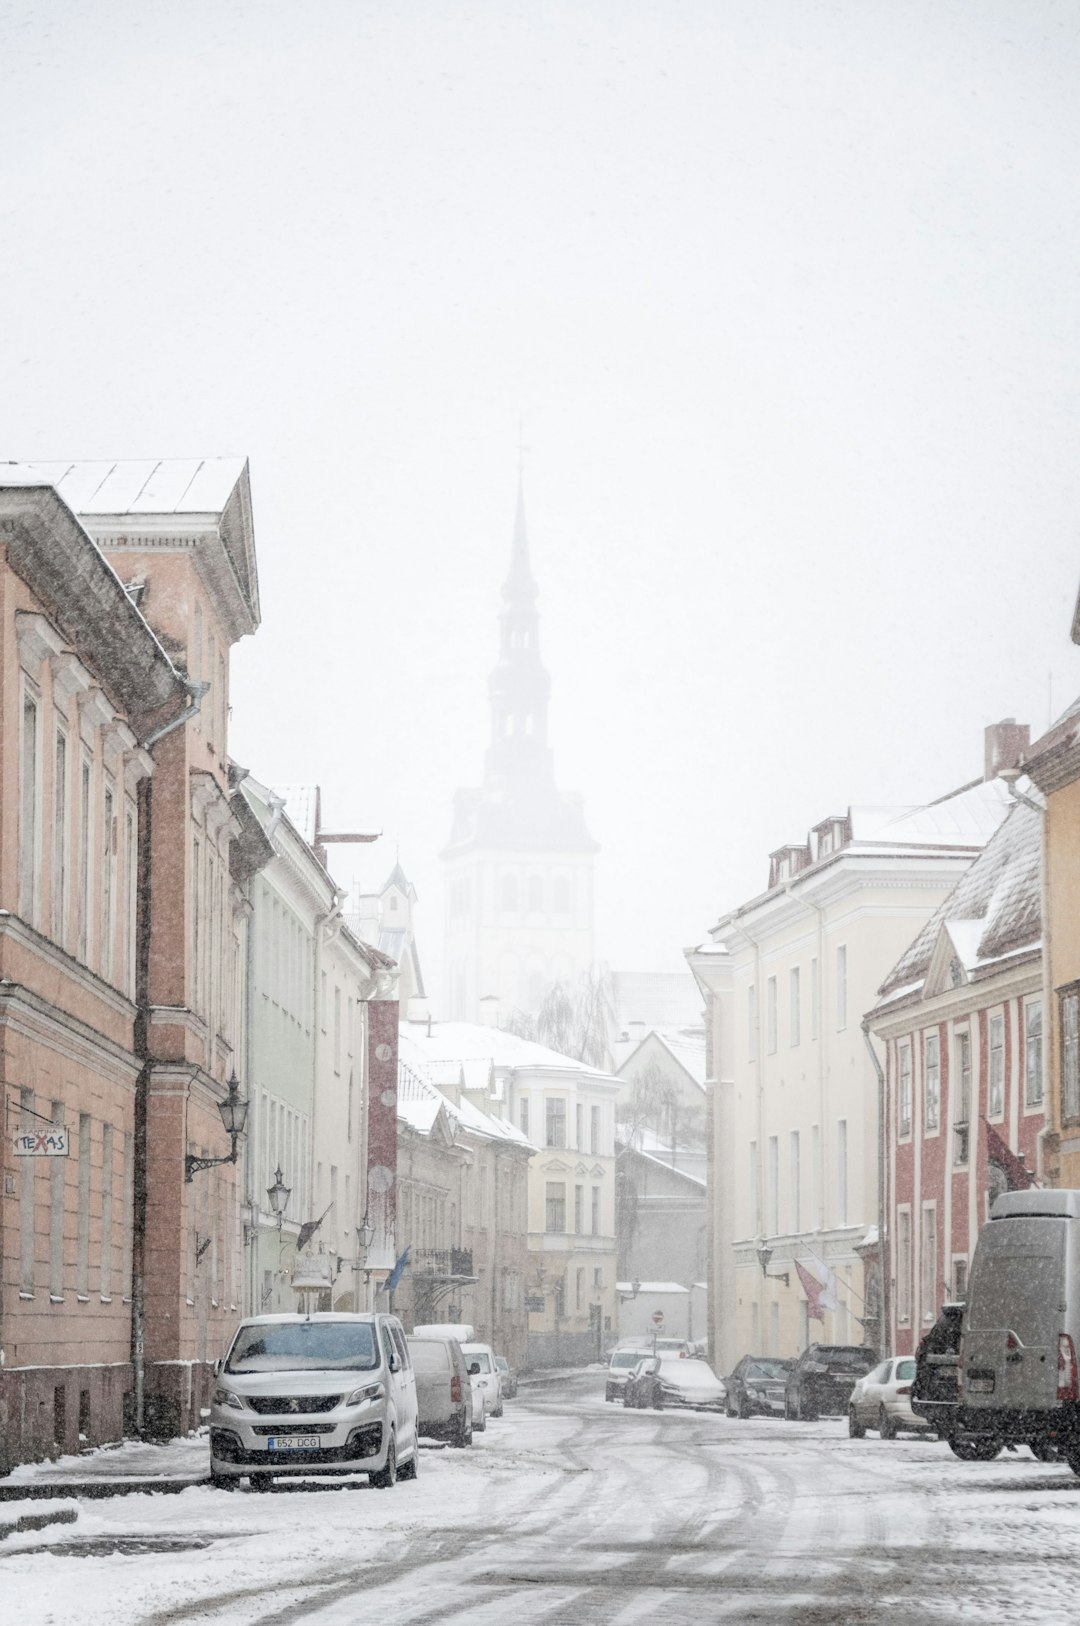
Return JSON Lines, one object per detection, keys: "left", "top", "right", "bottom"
{"left": 869, "top": 796, "right": 1044, "bottom": 1356}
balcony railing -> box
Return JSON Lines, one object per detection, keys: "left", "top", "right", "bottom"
{"left": 412, "top": 1248, "right": 474, "bottom": 1279}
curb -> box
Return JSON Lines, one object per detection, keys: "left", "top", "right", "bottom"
{"left": 0, "top": 1478, "right": 206, "bottom": 1503}
{"left": 0, "top": 1505, "right": 79, "bottom": 1538}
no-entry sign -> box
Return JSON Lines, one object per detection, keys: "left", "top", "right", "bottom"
{"left": 651, "top": 1310, "right": 664, "bottom": 1326}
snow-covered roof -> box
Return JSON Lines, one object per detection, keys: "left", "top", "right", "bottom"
{"left": 397, "top": 1031, "right": 532, "bottom": 1148}
{"left": 401, "top": 1020, "right": 617, "bottom": 1081}
{"left": 1, "top": 457, "right": 248, "bottom": 515}
{"left": 616, "top": 1281, "right": 689, "bottom": 1295}
{"left": 652, "top": 1027, "right": 707, "bottom": 1085}
{"left": 875, "top": 801, "right": 1042, "bottom": 1007}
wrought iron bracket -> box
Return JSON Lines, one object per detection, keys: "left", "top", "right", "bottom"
{"left": 184, "top": 1146, "right": 239, "bottom": 1183}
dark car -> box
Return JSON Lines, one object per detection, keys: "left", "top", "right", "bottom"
{"left": 725, "top": 1355, "right": 793, "bottom": 1418}
{"left": 784, "top": 1344, "right": 877, "bottom": 1420}
{"left": 623, "top": 1355, "right": 665, "bottom": 1409}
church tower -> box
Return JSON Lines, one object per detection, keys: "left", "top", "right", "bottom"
{"left": 442, "top": 483, "right": 598, "bottom": 1021}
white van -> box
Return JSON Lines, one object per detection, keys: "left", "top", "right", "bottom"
{"left": 961, "top": 1189, "right": 1080, "bottom": 1470}
{"left": 210, "top": 1312, "right": 419, "bottom": 1489}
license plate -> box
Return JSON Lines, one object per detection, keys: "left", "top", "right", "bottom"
{"left": 968, "top": 1377, "right": 995, "bottom": 1394}
{"left": 267, "top": 1435, "right": 322, "bottom": 1451}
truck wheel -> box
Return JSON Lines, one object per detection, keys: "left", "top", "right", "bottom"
{"left": 949, "top": 1436, "right": 1002, "bottom": 1462}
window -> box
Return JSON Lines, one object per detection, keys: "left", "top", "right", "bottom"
{"left": 766, "top": 977, "right": 777, "bottom": 1055}
{"left": 767, "top": 1136, "right": 779, "bottom": 1234}
{"left": 501, "top": 874, "right": 518, "bottom": 912}
{"left": 1062, "top": 987, "right": 1080, "bottom": 1122}
{"left": 77, "top": 1112, "right": 91, "bottom": 1299}
{"left": 988, "top": 1013, "right": 1005, "bottom": 1118}
{"left": 19, "top": 687, "right": 39, "bottom": 923}
{"left": 590, "top": 1105, "right": 599, "bottom": 1154}
{"left": 953, "top": 1258, "right": 968, "bottom": 1301}
{"left": 898, "top": 1042, "right": 912, "bottom": 1139}
{"left": 954, "top": 1030, "right": 971, "bottom": 1165}
{"left": 810, "top": 958, "right": 819, "bottom": 1041}
{"left": 921, "top": 1204, "right": 938, "bottom": 1324}
{"left": 748, "top": 985, "right": 757, "bottom": 1061}
{"left": 528, "top": 875, "right": 543, "bottom": 912}
{"left": 574, "top": 1185, "right": 583, "bottom": 1232}
{"left": 836, "top": 1119, "right": 848, "bottom": 1226}
{"left": 591, "top": 1185, "right": 600, "bottom": 1235}
{"left": 897, "top": 1208, "right": 912, "bottom": 1324}
{"left": 575, "top": 1103, "right": 583, "bottom": 1149}
{"left": 789, "top": 1130, "right": 801, "bottom": 1233}
{"left": 1025, "top": 1000, "right": 1044, "bottom": 1108}
{"left": 749, "top": 1139, "right": 758, "bottom": 1233}
{"left": 545, "top": 1182, "right": 566, "bottom": 1233}
{"left": 553, "top": 876, "right": 570, "bottom": 913}
{"left": 77, "top": 755, "right": 91, "bottom": 960}
{"left": 101, "top": 780, "right": 115, "bottom": 980}
{"left": 334, "top": 987, "right": 342, "bottom": 1074}
{"left": 545, "top": 1097, "right": 566, "bottom": 1149}
{"left": 811, "top": 1124, "right": 820, "bottom": 1226}
{"left": 520, "top": 1098, "right": 529, "bottom": 1138}
{"left": 576, "top": 1268, "right": 584, "bottom": 1310}
{"left": 836, "top": 945, "right": 847, "bottom": 1031}
{"left": 52, "top": 728, "right": 67, "bottom": 943}
{"left": 924, "top": 1033, "right": 940, "bottom": 1133}
{"left": 789, "top": 967, "right": 801, "bottom": 1047}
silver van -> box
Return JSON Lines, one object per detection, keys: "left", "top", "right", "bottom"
{"left": 210, "top": 1312, "right": 420, "bottom": 1489}
{"left": 407, "top": 1334, "right": 474, "bottom": 1447}
{"left": 960, "top": 1189, "right": 1080, "bottom": 1469}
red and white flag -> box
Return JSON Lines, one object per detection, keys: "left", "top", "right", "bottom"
{"left": 795, "top": 1258, "right": 838, "bottom": 1322}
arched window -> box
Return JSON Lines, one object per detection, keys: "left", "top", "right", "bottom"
{"left": 502, "top": 874, "right": 519, "bottom": 913}
{"left": 553, "top": 876, "right": 571, "bottom": 914}
{"left": 528, "top": 875, "right": 543, "bottom": 912}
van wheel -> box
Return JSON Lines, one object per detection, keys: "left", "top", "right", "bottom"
{"left": 370, "top": 1432, "right": 397, "bottom": 1488}
{"left": 1065, "top": 1446, "right": 1080, "bottom": 1477}
{"left": 248, "top": 1473, "right": 274, "bottom": 1492}
{"left": 1029, "top": 1439, "right": 1059, "bottom": 1462}
{"left": 210, "top": 1469, "right": 236, "bottom": 1490}
{"left": 452, "top": 1417, "right": 472, "bottom": 1448}
{"left": 399, "top": 1443, "right": 420, "bottom": 1481}
{"left": 879, "top": 1406, "right": 897, "bottom": 1441}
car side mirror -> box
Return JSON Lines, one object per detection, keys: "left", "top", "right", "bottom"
{"left": 213, "top": 1357, "right": 222, "bottom": 1377}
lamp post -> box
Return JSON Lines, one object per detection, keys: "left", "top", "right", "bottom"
{"left": 354, "top": 1214, "right": 375, "bottom": 1310}
{"left": 266, "top": 1166, "right": 292, "bottom": 1232}
{"left": 755, "top": 1238, "right": 790, "bottom": 1288}
{"left": 184, "top": 1074, "right": 249, "bottom": 1182}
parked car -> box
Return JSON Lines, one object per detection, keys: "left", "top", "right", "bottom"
{"left": 494, "top": 1355, "right": 518, "bottom": 1398}
{"left": 725, "top": 1355, "right": 793, "bottom": 1418}
{"left": 210, "top": 1312, "right": 420, "bottom": 1489}
{"left": 407, "top": 1334, "right": 474, "bottom": 1448}
{"left": 656, "top": 1356, "right": 727, "bottom": 1411}
{"left": 623, "top": 1354, "right": 665, "bottom": 1409}
{"left": 912, "top": 1302, "right": 964, "bottom": 1444}
{"left": 461, "top": 1341, "right": 503, "bottom": 1418}
{"left": 784, "top": 1344, "right": 877, "bottom": 1419}
{"left": 605, "top": 1346, "right": 652, "bottom": 1402}
{"left": 848, "top": 1356, "right": 930, "bottom": 1439}
{"left": 957, "top": 1189, "right": 1080, "bottom": 1468}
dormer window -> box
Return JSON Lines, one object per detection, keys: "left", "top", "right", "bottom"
{"left": 819, "top": 831, "right": 832, "bottom": 856}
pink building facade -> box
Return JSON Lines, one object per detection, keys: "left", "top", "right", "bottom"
{"left": 870, "top": 800, "right": 1044, "bottom": 1357}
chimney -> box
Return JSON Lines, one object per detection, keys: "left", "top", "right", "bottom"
{"left": 406, "top": 995, "right": 430, "bottom": 1026}
{"left": 985, "top": 718, "right": 1031, "bottom": 781}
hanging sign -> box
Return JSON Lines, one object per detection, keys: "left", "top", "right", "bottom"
{"left": 13, "top": 1127, "right": 69, "bottom": 1157}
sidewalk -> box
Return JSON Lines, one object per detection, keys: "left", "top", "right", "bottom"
{"left": 0, "top": 1433, "right": 209, "bottom": 1501}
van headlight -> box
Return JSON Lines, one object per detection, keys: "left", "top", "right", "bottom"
{"left": 212, "top": 1387, "right": 246, "bottom": 1412}
{"left": 346, "top": 1383, "right": 385, "bottom": 1407}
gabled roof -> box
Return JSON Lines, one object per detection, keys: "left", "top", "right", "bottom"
{"left": 401, "top": 1019, "right": 617, "bottom": 1081}
{"left": 397, "top": 1031, "right": 532, "bottom": 1148}
{"left": 875, "top": 801, "right": 1042, "bottom": 1009}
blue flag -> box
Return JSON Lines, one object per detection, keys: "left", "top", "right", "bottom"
{"left": 385, "top": 1245, "right": 411, "bottom": 1294}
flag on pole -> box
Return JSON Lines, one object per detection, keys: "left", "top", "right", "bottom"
{"left": 984, "top": 1119, "right": 1035, "bottom": 1190}
{"left": 795, "top": 1258, "right": 838, "bottom": 1322}
{"left": 384, "top": 1245, "right": 411, "bottom": 1295}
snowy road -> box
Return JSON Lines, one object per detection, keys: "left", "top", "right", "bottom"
{"left": 6, "top": 1372, "right": 1080, "bottom": 1624}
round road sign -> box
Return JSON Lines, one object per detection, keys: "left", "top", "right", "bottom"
{"left": 651, "top": 1310, "right": 665, "bottom": 1326}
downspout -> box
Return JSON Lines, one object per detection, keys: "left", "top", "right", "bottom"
{"left": 861, "top": 1019, "right": 889, "bottom": 1358}
{"left": 1001, "top": 774, "right": 1051, "bottom": 1183}
{"left": 131, "top": 678, "right": 208, "bottom": 1437}
{"left": 243, "top": 880, "right": 258, "bottom": 1315}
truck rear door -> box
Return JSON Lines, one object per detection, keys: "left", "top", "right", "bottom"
{"left": 964, "top": 1220, "right": 1065, "bottom": 1413}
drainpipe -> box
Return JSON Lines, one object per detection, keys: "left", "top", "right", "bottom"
{"left": 862, "top": 1019, "right": 889, "bottom": 1358}
{"left": 130, "top": 679, "right": 208, "bottom": 1436}
{"left": 1000, "top": 772, "right": 1050, "bottom": 1182}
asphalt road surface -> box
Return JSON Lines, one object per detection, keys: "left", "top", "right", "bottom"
{"left": 6, "top": 1371, "right": 1080, "bottom": 1625}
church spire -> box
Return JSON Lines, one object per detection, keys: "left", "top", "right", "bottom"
{"left": 485, "top": 478, "right": 552, "bottom": 789}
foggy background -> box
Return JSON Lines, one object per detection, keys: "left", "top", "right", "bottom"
{"left": 2, "top": 0, "right": 1078, "bottom": 1004}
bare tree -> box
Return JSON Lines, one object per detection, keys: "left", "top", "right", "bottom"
{"left": 507, "top": 966, "right": 615, "bottom": 1069}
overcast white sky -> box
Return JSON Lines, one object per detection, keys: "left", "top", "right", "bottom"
{"left": 2, "top": 1, "right": 1079, "bottom": 1004}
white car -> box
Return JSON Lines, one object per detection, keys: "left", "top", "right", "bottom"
{"left": 849, "top": 1355, "right": 930, "bottom": 1439}
{"left": 656, "top": 1355, "right": 727, "bottom": 1412}
{"left": 462, "top": 1342, "right": 503, "bottom": 1419}
{"left": 210, "top": 1312, "right": 420, "bottom": 1489}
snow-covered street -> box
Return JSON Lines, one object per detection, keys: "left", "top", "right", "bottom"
{"left": 4, "top": 1371, "right": 1080, "bottom": 1624}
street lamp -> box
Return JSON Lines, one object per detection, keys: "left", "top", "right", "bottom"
{"left": 357, "top": 1214, "right": 376, "bottom": 1252}
{"left": 184, "top": 1074, "right": 249, "bottom": 1182}
{"left": 755, "top": 1238, "right": 790, "bottom": 1288}
{"left": 617, "top": 1277, "right": 642, "bottom": 1303}
{"left": 266, "top": 1165, "right": 292, "bottom": 1232}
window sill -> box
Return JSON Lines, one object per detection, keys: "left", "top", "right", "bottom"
{"left": 50, "top": 1294, "right": 64, "bottom": 1304}
{"left": 77, "top": 1294, "right": 90, "bottom": 1304}
{"left": 100, "top": 1295, "right": 112, "bottom": 1305}
{"left": 19, "top": 1291, "right": 34, "bottom": 1301}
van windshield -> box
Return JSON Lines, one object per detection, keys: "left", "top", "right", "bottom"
{"left": 226, "top": 1321, "right": 379, "bottom": 1373}
{"left": 967, "top": 1251, "right": 1063, "bottom": 1343}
